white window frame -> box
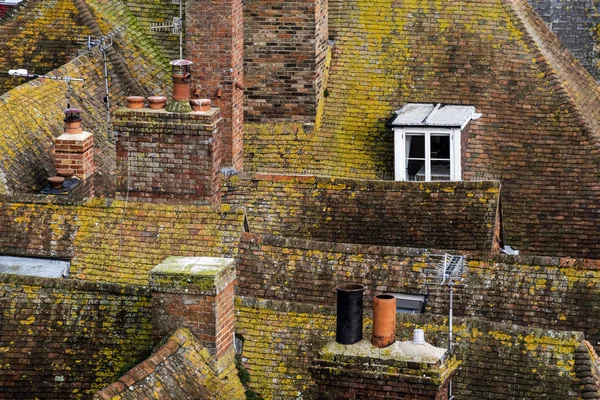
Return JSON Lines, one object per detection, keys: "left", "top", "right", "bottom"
{"left": 394, "top": 127, "right": 462, "bottom": 181}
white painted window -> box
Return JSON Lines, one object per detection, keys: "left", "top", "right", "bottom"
{"left": 394, "top": 127, "right": 462, "bottom": 181}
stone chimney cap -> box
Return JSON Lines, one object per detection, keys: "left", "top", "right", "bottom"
{"left": 170, "top": 59, "right": 194, "bottom": 66}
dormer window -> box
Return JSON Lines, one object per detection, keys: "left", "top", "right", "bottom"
{"left": 389, "top": 103, "right": 481, "bottom": 181}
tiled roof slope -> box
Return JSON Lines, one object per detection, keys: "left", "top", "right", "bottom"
{"left": 0, "top": 273, "right": 153, "bottom": 399}
{"left": 94, "top": 328, "right": 245, "bottom": 400}
{"left": 0, "top": 198, "right": 243, "bottom": 285}
{"left": 0, "top": 57, "right": 122, "bottom": 196}
{"left": 0, "top": 0, "right": 90, "bottom": 94}
{"left": 246, "top": 0, "right": 600, "bottom": 258}
{"left": 0, "top": 0, "right": 171, "bottom": 195}
{"left": 224, "top": 173, "right": 500, "bottom": 252}
{"left": 236, "top": 298, "right": 588, "bottom": 399}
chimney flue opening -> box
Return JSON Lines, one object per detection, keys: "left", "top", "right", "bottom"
{"left": 335, "top": 283, "right": 365, "bottom": 345}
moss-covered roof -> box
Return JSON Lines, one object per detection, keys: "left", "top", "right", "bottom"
{"left": 94, "top": 328, "right": 245, "bottom": 400}
{"left": 0, "top": 198, "right": 244, "bottom": 285}
{"left": 245, "top": 0, "right": 600, "bottom": 258}
{"left": 0, "top": 0, "right": 171, "bottom": 195}
{"left": 0, "top": 0, "right": 90, "bottom": 94}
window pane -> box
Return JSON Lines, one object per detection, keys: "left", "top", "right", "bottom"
{"left": 431, "top": 160, "right": 451, "bottom": 181}
{"left": 406, "top": 134, "right": 425, "bottom": 158}
{"left": 430, "top": 135, "right": 450, "bottom": 159}
{"left": 406, "top": 160, "right": 425, "bottom": 181}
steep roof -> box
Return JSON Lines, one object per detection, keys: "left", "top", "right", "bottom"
{"left": 0, "top": 0, "right": 89, "bottom": 94}
{"left": 0, "top": 0, "right": 171, "bottom": 195}
{"left": 246, "top": 0, "right": 600, "bottom": 258}
{"left": 94, "top": 328, "right": 245, "bottom": 400}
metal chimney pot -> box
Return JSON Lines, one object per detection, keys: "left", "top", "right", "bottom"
{"left": 335, "top": 283, "right": 365, "bottom": 345}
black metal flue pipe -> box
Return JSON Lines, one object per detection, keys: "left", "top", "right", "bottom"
{"left": 335, "top": 283, "right": 365, "bottom": 345}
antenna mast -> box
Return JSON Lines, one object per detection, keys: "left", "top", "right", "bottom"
{"left": 7, "top": 70, "right": 84, "bottom": 108}
{"left": 150, "top": 0, "right": 184, "bottom": 59}
{"left": 86, "top": 26, "right": 126, "bottom": 140}
{"left": 426, "top": 251, "right": 465, "bottom": 400}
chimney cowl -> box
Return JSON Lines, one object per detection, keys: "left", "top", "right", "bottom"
{"left": 170, "top": 59, "right": 194, "bottom": 102}
{"left": 412, "top": 329, "right": 425, "bottom": 345}
{"left": 63, "top": 108, "right": 83, "bottom": 134}
{"left": 64, "top": 108, "right": 82, "bottom": 122}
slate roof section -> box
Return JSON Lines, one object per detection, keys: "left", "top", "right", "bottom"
{"left": 94, "top": 328, "right": 245, "bottom": 400}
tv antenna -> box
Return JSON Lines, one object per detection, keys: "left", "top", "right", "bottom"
{"left": 86, "top": 26, "right": 126, "bottom": 141}
{"left": 7, "top": 69, "right": 84, "bottom": 109}
{"left": 426, "top": 251, "right": 465, "bottom": 400}
{"left": 150, "top": 0, "right": 184, "bottom": 59}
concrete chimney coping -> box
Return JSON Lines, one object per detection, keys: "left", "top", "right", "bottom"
{"left": 150, "top": 256, "right": 236, "bottom": 295}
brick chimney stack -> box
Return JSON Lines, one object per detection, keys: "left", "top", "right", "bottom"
{"left": 54, "top": 108, "right": 95, "bottom": 180}
{"left": 150, "top": 257, "right": 236, "bottom": 366}
{"left": 185, "top": 0, "right": 243, "bottom": 171}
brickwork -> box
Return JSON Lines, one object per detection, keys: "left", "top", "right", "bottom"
{"left": 0, "top": 273, "right": 153, "bottom": 399}
{"left": 243, "top": 0, "right": 329, "bottom": 123}
{"left": 185, "top": 0, "right": 243, "bottom": 170}
{"left": 0, "top": 198, "right": 243, "bottom": 285}
{"left": 0, "top": 5, "right": 13, "bottom": 19}
{"left": 235, "top": 297, "right": 587, "bottom": 399}
{"left": 150, "top": 257, "right": 236, "bottom": 358}
{"left": 224, "top": 174, "right": 500, "bottom": 252}
{"left": 54, "top": 132, "right": 95, "bottom": 180}
{"left": 114, "top": 108, "right": 222, "bottom": 204}
{"left": 312, "top": 350, "right": 454, "bottom": 400}
{"left": 94, "top": 328, "right": 245, "bottom": 400}
{"left": 244, "top": 0, "right": 600, "bottom": 258}
{"left": 528, "top": 0, "right": 600, "bottom": 80}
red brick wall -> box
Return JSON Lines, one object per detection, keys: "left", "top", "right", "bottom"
{"left": 215, "top": 281, "right": 235, "bottom": 359}
{"left": 0, "top": 5, "right": 12, "bottom": 19}
{"left": 186, "top": 0, "right": 244, "bottom": 171}
{"left": 54, "top": 133, "right": 95, "bottom": 180}
{"left": 152, "top": 291, "right": 219, "bottom": 352}
{"left": 243, "top": 0, "right": 329, "bottom": 123}
{"left": 114, "top": 109, "right": 222, "bottom": 204}
{"left": 150, "top": 271, "right": 235, "bottom": 358}
{"left": 312, "top": 361, "right": 451, "bottom": 399}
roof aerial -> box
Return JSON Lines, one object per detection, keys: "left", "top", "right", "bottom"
{"left": 389, "top": 103, "right": 482, "bottom": 129}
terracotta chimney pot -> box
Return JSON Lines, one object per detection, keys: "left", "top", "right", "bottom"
{"left": 64, "top": 108, "right": 83, "bottom": 134}
{"left": 47, "top": 176, "right": 65, "bottom": 189}
{"left": 190, "top": 99, "right": 211, "bottom": 112}
{"left": 126, "top": 96, "right": 145, "bottom": 109}
{"left": 170, "top": 59, "right": 193, "bottom": 101}
{"left": 147, "top": 96, "right": 167, "bottom": 109}
{"left": 372, "top": 294, "right": 396, "bottom": 348}
{"left": 56, "top": 168, "right": 75, "bottom": 179}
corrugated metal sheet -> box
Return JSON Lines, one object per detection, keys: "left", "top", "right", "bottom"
{"left": 0, "top": 256, "right": 69, "bottom": 278}
{"left": 390, "top": 103, "right": 478, "bottom": 128}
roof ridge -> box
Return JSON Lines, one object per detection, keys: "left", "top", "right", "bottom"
{"left": 503, "top": 0, "right": 600, "bottom": 156}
